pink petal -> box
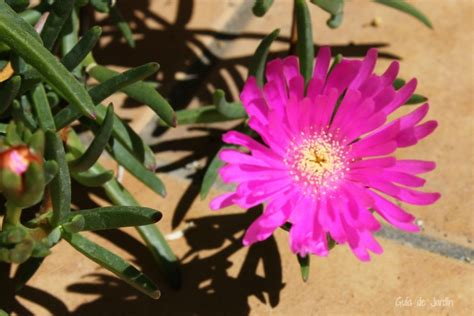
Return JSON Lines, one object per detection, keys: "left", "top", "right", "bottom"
{"left": 382, "top": 79, "right": 417, "bottom": 115}
{"left": 313, "top": 46, "right": 331, "bottom": 82}
{"left": 348, "top": 48, "right": 378, "bottom": 90}
{"left": 243, "top": 191, "right": 295, "bottom": 246}
{"left": 210, "top": 192, "right": 236, "bottom": 210}
{"left": 389, "top": 160, "right": 436, "bottom": 174}
{"left": 380, "top": 61, "right": 399, "bottom": 86}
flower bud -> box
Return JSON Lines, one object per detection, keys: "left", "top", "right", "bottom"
{"left": 0, "top": 146, "right": 45, "bottom": 207}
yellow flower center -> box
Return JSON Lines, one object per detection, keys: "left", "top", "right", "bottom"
{"left": 285, "top": 130, "right": 348, "bottom": 196}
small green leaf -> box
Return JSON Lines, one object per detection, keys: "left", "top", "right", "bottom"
{"left": 62, "top": 214, "right": 85, "bottom": 233}
{"left": 405, "top": 94, "right": 427, "bottom": 105}
{"left": 65, "top": 206, "right": 162, "bottom": 231}
{"left": 90, "top": 0, "right": 110, "bottom": 13}
{"left": 200, "top": 147, "right": 227, "bottom": 200}
{"left": 40, "top": 0, "right": 75, "bottom": 50}
{"left": 110, "top": 6, "right": 135, "bottom": 48}
{"left": 54, "top": 63, "right": 159, "bottom": 127}
{"left": 88, "top": 64, "right": 176, "bottom": 127}
{"left": 11, "top": 99, "right": 37, "bottom": 131}
{"left": 374, "top": 0, "right": 432, "bottom": 28}
{"left": 0, "top": 2, "right": 97, "bottom": 119}
{"left": 60, "top": 8, "right": 79, "bottom": 61}
{"left": 252, "top": 0, "right": 274, "bottom": 17}
{"left": 136, "top": 224, "right": 181, "bottom": 290}
{"left": 295, "top": 0, "right": 314, "bottom": 85}
{"left": 69, "top": 105, "right": 114, "bottom": 172}
{"left": 311, "top": 0, "right": 345, "bottom": 28}
{"left": 19, "top": 9, "right": 41, "bottom": 25}
{"left": 109, "top": 140, "right": 166, "bottom": 197}
{"left": 73, "top": 169, "right": 114, "bottom": 187}
{"left": 393, "top": 78, "right": 405, "bottom": 90}
{"left": 30, "top": 83, "right": 56, "bottom": 131}
{"left": 0, "top": 75, "right": 21, "bottom": 115}
{"left": 63, "top": 231, "right": 161, "bottom": 299}
{"left": 297, "top": 254, "right": 310, "bottom": 282}
{"left": 213, "top": 90, "right": 247, "bottom": 119}
{"left": 45, "top": 131, "right": 71, "bottom": 226}
{"left": 248, "top": 28, "right": 280, "bottom": 86}
{"left": 158, "top": 106, "right": 233, "bottom": 126}
{"left": 61, "top": 26, "right": 102, "bottom": 71}
{"left": 89, "top": 63, "right": 160, "bottom": 104}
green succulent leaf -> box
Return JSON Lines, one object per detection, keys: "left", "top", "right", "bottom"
{"left": 72, "top": 169, "right": 114, "bottom": 187}
{"left": 63, "top": 231, "right": 161, "bottom": 299}
{"left": 297, "top": 254, "right": 310, "bottom": 282}
{"left": 61, "top": 214, "right": 85, "bottom": 233}
{"left": 213, "top": 90, "right": 246, "bottom": 119}
{"left": 110, "top": 6, "right": 135, "bottom": 48}
{"left": 311, "top": 0, "right": 345, "bottom": 28}
{"left": 248, "top": 28, "right": 279, "bottom": 86}
{"left": 374, "top": 0, "right": 432, "bottom": 28}
{"left": 30, "top": 83, "right": 56, "bottom": 131}
{"left": 65, "top": 206, "right": 162, "bottom": 232}
{"left": 61, "top": 25, "right": 102, "bottom": 72}
{"left": 18, "top": 9, "right": 42, "bottom": 26}
{"left": 295, "top": 0, "right": 314, "bottom": 85}
{"left": 0, "top": 75, "right": 21, "bottom": 115}
{"left": 109, "top": 140, "right": 166, "bottom": 197}
{"left": 54, "top": 63, "right": 159, "bottom": 127}
{"left": 0, "top": 1, "right": 97, "bottom": 119}
{"left": 158, "top": 106, "right": 233, "bottom": 126}
{"left": 56, "top": 102, "right": 156, "bottom": 170}
{"left": 87, "top": 64, "right": 176, "bottom": 127}
{"left": 90, "top": 0, "right": 111, "bottom": 13}
{"left": 69, "top": 104, "right": 114, "bottom": 172}
{"left": 45, "top": 131, "right": 71, "bottom": 226}
{"left": 252, "top": 0, "right": 274, "bottom": 17}
{"left": 40, "top": 0, "right": 75, "bottom": 51}
{"left": 60, "top": 7, "right": 79, "bottom": 67}
{"left": 89, "top": 63, "right": 160, "bottom": 104}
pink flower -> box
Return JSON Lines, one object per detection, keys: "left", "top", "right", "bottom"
{"left": 210, "top": 48, "right": 440, "bottom": 261}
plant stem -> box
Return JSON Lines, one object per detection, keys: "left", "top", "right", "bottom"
{"left": 3, "top": 202, "right": 22, "bottom": 227}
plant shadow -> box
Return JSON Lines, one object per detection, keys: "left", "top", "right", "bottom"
{"left": 67, "top": 207, "right": 285, "bottom": 316}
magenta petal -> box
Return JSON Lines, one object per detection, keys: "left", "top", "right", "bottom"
{"left": 349, "top": 48, "right": 378, "bottom": 90}
{"left": 350, "top": 157, "right": 396, "bottom": 169}
{"left": 243, "top": 193, "right": 294, "bottom": 246}
{"left": 383, "top": 78, "right": 417, "bottom": 115}
{"left": 313, "top": 46, "right": 331, "bottom": 81}
{"left": 210, "top": 192, "right": 236, "bottom": 210}
{"left": 282, "top": 56, "right": 300, "bottom": 83}
{"left": 414, "top": 120, "right": 438, "bottom": 140}
{"left": 367, "top": 180, "right": 441, "bottom": 206}
{"left": 389, "top": 160, "right": 436, "bottom": 174}
{"left": 381, "top": 61, "right": 400, "bottom": 86}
